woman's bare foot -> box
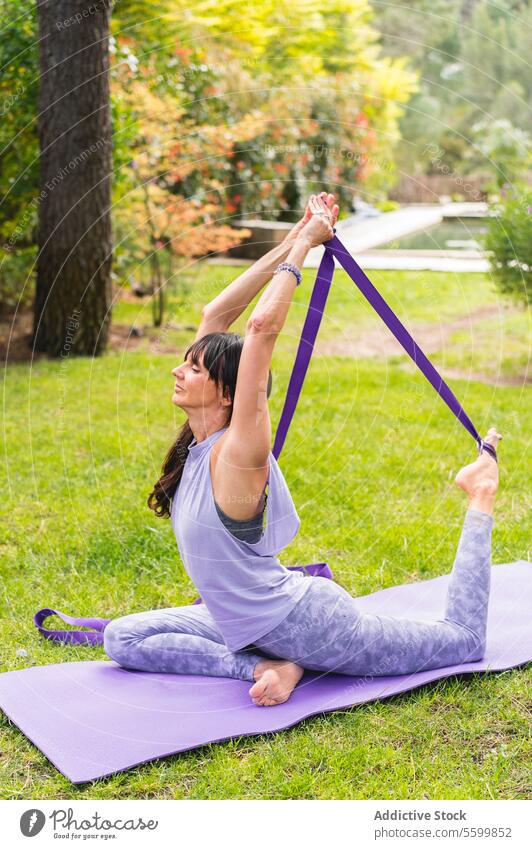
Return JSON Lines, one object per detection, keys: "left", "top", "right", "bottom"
{"left": 455, "top": 427, "right": 502, "bottom": 515}
{"left": 248, "top": 658, "right": 304, "bottom": 707}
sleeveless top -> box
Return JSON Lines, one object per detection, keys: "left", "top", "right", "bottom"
{"left": 170, "top": 425, "right": 312, "bottom": 651}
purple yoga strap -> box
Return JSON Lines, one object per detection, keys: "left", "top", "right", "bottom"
{"left": 33, "top": 608, "right": 111, "bottom": 647}
{"left": 34, "top": 234, "right": 494, "bottom": 645}
{"left": 273, "top": 233, "right": 495, "bottom": 461}
{"left": 33, "top": 563, "right": 334, "bottom": 645}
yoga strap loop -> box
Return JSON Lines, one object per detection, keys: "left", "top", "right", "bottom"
{"left": 33, "top": 608, "right": 111, "bottom": 646}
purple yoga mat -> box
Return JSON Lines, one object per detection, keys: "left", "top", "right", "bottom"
{"left": 1, "top": 561, "right": 530, "bottom": 785}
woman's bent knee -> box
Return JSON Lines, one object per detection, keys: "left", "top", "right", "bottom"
{"left": 468, "top": 634, "right": 486, "bottom": 662}
{"left": 103, "top": 618, "right": 131, "bottom": 662}
{"left": 453, "top": 619, "right": 486, "bottom": 663}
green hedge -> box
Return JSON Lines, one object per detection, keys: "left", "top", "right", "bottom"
{"left": 485, "top": 185, "right": 532, "bottom": 307}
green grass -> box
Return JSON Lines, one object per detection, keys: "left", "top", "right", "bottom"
{"left": 1, "top": 265, "right": 530, "bottom": 799}
{"left": 433, "top": 308, "right": 531, "bottom": 380}
{"left": 113, "top": 265, "right": 531, "bottom": 383}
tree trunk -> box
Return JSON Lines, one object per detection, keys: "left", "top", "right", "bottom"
{"left": 33, "top": 0, "right": 113, "bottom": 356}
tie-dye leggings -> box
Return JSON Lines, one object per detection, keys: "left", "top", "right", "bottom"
{"left": 103, "top": 508, "right": 493, "bottom": 682}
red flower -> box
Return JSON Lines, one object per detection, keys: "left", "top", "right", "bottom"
{"left": 175, "top": 46, "right": 193, "bottom": 61}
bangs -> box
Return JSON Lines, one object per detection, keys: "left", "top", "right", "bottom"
{"left": 183, "top": 332, "right": 269, "bottom": 398}
{"left": 184, "top": 337, "right": 209, "bottom": 367}
{"left": 184, "top": 333, "right": 228, "bottom": 384}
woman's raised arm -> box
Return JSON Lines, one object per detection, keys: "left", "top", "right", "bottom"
{"left": 222, "top": 195, "right": 337, "bottom": 467}
{"left": 198, "top": 192, "right": 337, "bottom": 334}
{"left": 245, "top": 194, "right": 337, "bottom": 336}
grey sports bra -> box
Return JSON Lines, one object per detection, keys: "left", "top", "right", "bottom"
{"left": 213, "top": 484, "right": 268, "bottom": 543}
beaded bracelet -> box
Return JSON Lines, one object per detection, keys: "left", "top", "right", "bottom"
{"left": 273, "top": 261, "right": 302, "bottom": 286}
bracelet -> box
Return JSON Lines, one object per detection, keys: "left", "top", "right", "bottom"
{"left": 273, "top": 261, "right": 302, "bottom": 286}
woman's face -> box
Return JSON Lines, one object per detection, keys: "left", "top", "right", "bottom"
{"left": 171, "top": 351, "right": 220, "bottom": 411}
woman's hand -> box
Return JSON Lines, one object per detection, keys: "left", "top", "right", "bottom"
{"left": 283, "top": 191, "right": 339, "bottom": 245}
{"left": 295, "top": 193, "right": 338, "bottom": 247}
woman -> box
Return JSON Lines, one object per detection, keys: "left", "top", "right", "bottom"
{"left": 103, "top": 191, "right": 502, "bottom": 707}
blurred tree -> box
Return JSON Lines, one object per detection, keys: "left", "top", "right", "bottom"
{"left": 111, "top": 58, "right": 253, "bottom": 325}
{"left": 1, "top": 0, "right": 416, "bottom": 334}
{"left": 33, "top": 0, "right": 113, "bottom": 356}
{"left": 372, "top": 0, "right": 531, "bottom": 186}
{"left": 111, "top": 0, "right": 416, "bottom": 213}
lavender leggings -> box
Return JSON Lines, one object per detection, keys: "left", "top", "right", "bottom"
{"left": 103, "top": 509, "right": 493, "bottom": 682}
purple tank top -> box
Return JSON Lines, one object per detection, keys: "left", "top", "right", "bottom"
{"left": 170, "top": 425, "right": 312, "bottom": 651}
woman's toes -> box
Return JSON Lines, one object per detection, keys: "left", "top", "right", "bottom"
{"left": 249, "top": 679, "right": 268, "bottom": 700}
{"left": 259, "top": 696, "right": 282, "bottom": 707}
{"left": 253, "top": 695, "right": 277, "bottom": 706}
{"left": 484, "top": 427, "right": 502, "bottom": 447}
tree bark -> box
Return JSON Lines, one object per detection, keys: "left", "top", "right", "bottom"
{"left": 33, "top": 0, "right": 113, "bottom": 356}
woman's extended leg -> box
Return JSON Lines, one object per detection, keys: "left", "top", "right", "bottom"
{"left": 103, "top": 601, "right": 265, "bottom": 682}
{"left": 249, "top": 428, "right": 501, "bottom": 706}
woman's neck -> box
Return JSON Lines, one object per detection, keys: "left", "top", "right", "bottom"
{"left": 188, "top": 413, "right": 229, "bottom": 445}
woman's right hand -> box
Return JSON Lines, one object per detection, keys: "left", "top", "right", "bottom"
{"left": 296, "top": 193, "right": 338, "bottom": 247}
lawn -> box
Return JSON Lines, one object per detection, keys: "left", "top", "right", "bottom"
{"left": 1, "top": 263, "right": 530, "bottom": 799}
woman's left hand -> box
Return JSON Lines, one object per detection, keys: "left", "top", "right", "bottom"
{"left": 283, "top": 191, "right": 339, "bottom": 244}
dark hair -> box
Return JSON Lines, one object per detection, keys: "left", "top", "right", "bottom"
{"left": 148, "top": 331, "right": 272, "bottom": 518}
